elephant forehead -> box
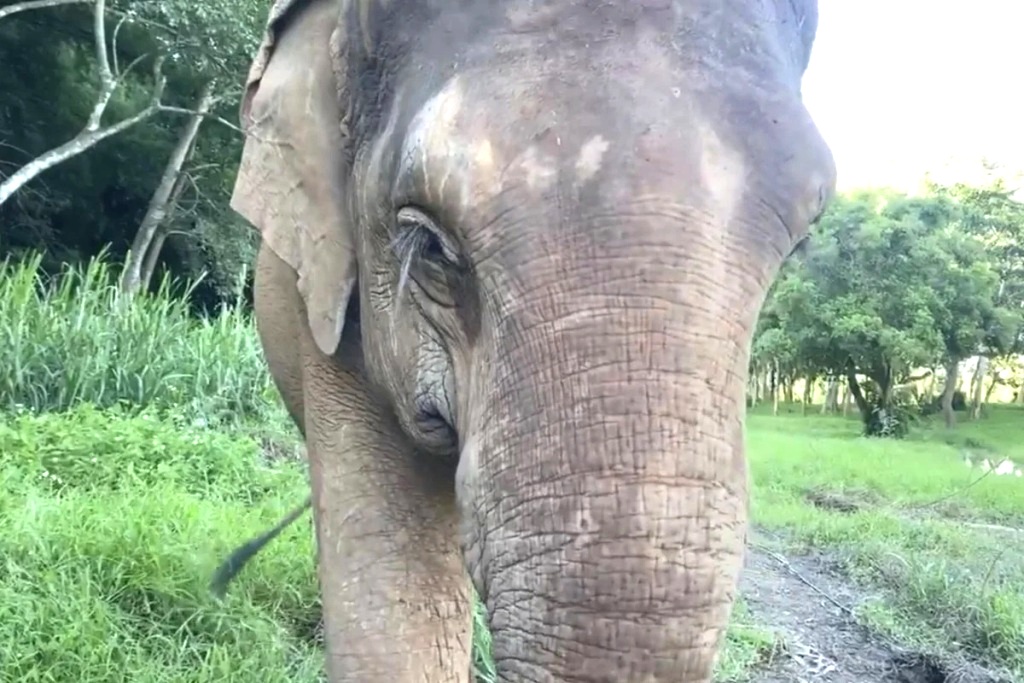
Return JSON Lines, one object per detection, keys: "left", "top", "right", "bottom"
{"left": 397, "top": 76, "right": 621, "bottom": 209}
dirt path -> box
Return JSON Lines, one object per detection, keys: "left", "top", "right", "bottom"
{"left": 737, "top": 529, "right": 1011, "bottom": 683}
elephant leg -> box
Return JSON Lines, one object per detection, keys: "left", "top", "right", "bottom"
{"left": 259, "top": 245, "right": 472, "bottom": 681}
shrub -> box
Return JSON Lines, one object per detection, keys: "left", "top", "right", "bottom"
{"left": 859, "top": 380, "right": 918, "bottom": 438}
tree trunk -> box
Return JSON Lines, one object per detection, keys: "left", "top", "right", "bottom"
{"left": 139, "top": 171, "right": 191, "bottom": 290}
{"left": 866, "top": 365, "right": 895, "bottom": 432}
{"left": 120, "top": 80, "right": 214, "bottom": 294}
{"left": 139, "top": 226, "right": 170, "bottom": 290}
{"left": 782, "top": 377, "right": 794, "bottom": 405}
{"left": 822, "top": 376, "right": 839, "bottom": 414}
{"left": 925, "top": 366, "right": 938, "bottom": 403}
{"left": 941, "top": 359, "right": 959, "bottom": 429}
{"left": 801, "top": 375, "right": 816, "bottom": 415}
{"left": 845, "top": 369, "right": 870, "bottom": 421}
{"left": 984, "top": 374, "right": 1001, "bottom": 405}
{"left": 878, "top": 367, "right": 894, "bottom": 409}
{"left": 843, "top": 360, "right": 870, "bottom": 421}
{"left": 771, "top": 362, "right": 780, "bottom": 416}
{"left": 970, "top": 356, "right": 989, "bottom": 420}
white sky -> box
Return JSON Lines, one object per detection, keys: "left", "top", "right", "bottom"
{"left": 801, "top": 1, "right": 1024, "bottom": 192}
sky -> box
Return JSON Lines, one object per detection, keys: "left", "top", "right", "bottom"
{"left": 801, "top": 1, "right": 1024, "bottom": 192}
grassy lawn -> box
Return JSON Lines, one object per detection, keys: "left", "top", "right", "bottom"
{"left": 0, "top": 405, "right": 323, "bottom": 682}
{"left": 4, "top": 403, "right": 1021, "bottom": 681}
{"left": 748, "top": 404, "right": 1024, "bottom": 677}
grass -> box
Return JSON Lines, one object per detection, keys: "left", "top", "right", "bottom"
{"left": 0, "top": 405, "right": 322, "bottom": 682}
{"left": 0, "top": 404, "right": 778, "bottom": 682}
{"left": 0, "top": 252, "right": 275, "bottom": 421}
{"left": 747, "top": 404, "right": 1024, "bottom": 678}
{"left": 2, "top": 252, "right": 1022, "bottom": 681}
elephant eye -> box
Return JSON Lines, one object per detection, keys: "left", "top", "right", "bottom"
{"left": 394, "top": 207, "right": 460, "bottom": 266}
{"left": 392, "top": 206, "right": 465, "bottom": 308}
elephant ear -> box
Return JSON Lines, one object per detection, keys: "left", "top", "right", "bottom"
{"left": 231, "top": 0, "right": 354, "bottom": 357}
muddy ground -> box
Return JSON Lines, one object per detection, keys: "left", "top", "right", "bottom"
{"left": 739, "top": 528, "right": 1014, "bottom": 683}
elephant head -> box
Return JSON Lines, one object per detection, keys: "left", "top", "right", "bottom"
{"left": 229, "top": 0, "right": 835, "bottom": 680}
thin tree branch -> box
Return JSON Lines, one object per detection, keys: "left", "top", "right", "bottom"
{"left": 85, "top": 0, "right": 117, "bottom": 131}
{"left": 155, "top": 106, "right": 243, "bottom": 134}
{"left": 111, "top": 11, "right": 130, "bottom": 76}
{"left": 92, "top": 0, "right": 111, "bottom": 82}
{"left": 0, "top": 55, "right": 166, "bottom": 206}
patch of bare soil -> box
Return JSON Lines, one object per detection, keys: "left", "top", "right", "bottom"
{"left": 738, "top": 529, "right": 1012, "bottom": 683}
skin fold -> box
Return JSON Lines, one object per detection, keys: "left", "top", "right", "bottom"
{"left": 224, "top": 0, "right": 836, "bottom": 681}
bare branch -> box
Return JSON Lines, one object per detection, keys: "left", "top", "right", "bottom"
{"left": 0, "top": 55, "right": 166, "bottom": 206}
{"left": 186, "top": 163, "right": 220, "bottom": 174}
{"left": 111, "top": 11, "right": 130, "bottom": 76}
{"left": 92, "top": 0, "right": 111, "bottom": 81}
{"left": 111, "top": 52, "right": 149, "bottom": 91}
{"left": 106, "top": 8, "right": 172, "bottom": 36}
{"left": 85, "top": 0, "right": 116, "bottom": 130}
{"left": 0, "top": 110, "right": 156, "bottom": 204}
{"left": 156, "top": 106, "right": 243, "bottom": 135}
{"left": 0, "top": 0, "right": 235, "bottom": 208}
{"left": 0, "top": 0, "right": 88, "bottom": 21}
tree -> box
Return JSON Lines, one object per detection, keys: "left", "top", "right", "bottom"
{"left": 929, "top": 174, "right": 1024, "bottom": 419}
{"left": 0, "top": 0, "right": 266, "bottom": 307}
{"left": 120, "top": 79, "right": 216, "bottom": 294}
{"left": 760, "top": 188, "right": 1015, "bottom": 437}
{"left": 109, "top": 0, "right": 265, "bottom": 299}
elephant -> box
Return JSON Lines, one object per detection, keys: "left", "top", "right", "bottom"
{"left": 226, "top": 0, "right": 835, "bottom": 680}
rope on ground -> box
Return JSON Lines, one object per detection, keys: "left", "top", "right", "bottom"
{"left": 752, "top": 542, "right": 855, "bottom": 616}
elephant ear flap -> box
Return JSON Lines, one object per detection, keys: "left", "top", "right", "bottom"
{"left": 230, "top": 0, "right": 355, "bottom": 357}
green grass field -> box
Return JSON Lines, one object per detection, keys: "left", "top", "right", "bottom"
{"left": 2, "top": 256, "right": 1022, "bottom": 681}
{"left": 3, "top": 403, "right": 1020, "bottom": 682}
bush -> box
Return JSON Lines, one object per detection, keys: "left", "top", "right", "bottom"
{"left": 859, "top": 380, "right": 917, "bottom": 438}
{"left": 0, "top": 251, "right": 277, "bottom": 422}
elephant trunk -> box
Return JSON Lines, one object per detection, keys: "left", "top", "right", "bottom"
{"left": 459, "top": 249, "right": 761, "bottom": 681}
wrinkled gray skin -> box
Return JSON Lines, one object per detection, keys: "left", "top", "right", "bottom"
{"left": 228, "top": 0, "right": 835, "bottom": 680}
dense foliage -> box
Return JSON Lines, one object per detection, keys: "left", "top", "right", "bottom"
{"left": 1, "top": 0, "right": 266, "bottom": 307}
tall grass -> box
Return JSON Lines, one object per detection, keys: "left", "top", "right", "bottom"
{"left": 0, "top": 252, "right": 276, "bottom": 422}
